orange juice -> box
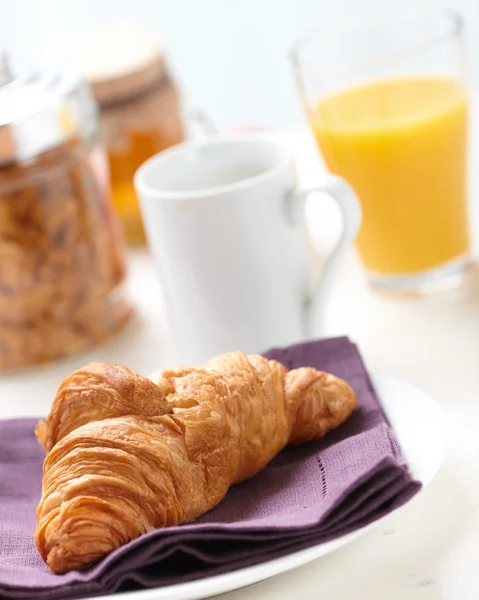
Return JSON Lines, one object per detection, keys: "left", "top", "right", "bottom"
{"left": 311, "top": 78, "right": 469, "bottom": 274}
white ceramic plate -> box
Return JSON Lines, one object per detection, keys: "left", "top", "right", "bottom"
{"left": 92, "top": 373, "right": 446, "bottom": 600}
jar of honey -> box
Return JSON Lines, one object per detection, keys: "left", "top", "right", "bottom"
{"left": 47, "top": 28, "right": 186, "bottom": 244}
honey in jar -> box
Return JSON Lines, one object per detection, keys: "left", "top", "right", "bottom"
{"left": 47, "top": 27, "right": 185, "bottom": 244}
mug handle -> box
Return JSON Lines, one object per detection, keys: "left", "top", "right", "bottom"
{"left": 294, "top": 175, "right": 362, "bottom": 337}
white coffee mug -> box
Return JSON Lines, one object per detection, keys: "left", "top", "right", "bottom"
{"left": 135, "top": 133, "right": 361, "bottom": 365}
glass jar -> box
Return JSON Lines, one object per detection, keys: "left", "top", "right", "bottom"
{"left": 0, "top": 52, "right": 132, "bottom": 371}
{"left": 48, "top": 27, "right": 186, "bottom": 245}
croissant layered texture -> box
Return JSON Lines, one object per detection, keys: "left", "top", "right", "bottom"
{"left": 35, "top": 351, "right": 357, "bottom": 574}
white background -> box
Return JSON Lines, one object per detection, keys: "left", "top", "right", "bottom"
{"left": 1, "top": 0, "right": 478, "bottom": 130}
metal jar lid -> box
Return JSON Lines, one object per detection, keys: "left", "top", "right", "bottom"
{"left": 0, "top": 49, "right": 98, "bottom": 164}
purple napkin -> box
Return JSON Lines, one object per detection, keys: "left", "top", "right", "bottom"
{"left": 0, "top": 337, "right": 421, "bottom": 599}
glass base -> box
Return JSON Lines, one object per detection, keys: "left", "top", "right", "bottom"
{"left": 366, "top": 255, "right": 475, "bottom": 298}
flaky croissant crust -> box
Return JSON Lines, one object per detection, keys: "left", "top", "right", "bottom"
{"left": 35, "top": 351, "right": 357, "bottom": 574}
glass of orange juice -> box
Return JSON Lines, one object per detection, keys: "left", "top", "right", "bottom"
{"left": 292, "top": 9, "right": 472, "bottom": 295}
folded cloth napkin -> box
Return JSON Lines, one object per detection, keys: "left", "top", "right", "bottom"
{"left": 0, "top": 337, "right": 421, "bottom": 599}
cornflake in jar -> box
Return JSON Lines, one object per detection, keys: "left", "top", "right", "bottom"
{"left": 0, "top": 55, "right": 132, "bottom": 371}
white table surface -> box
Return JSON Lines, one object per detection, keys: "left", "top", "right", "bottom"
{"left": 1, "top": 132, "right": 478, "bottom": 600}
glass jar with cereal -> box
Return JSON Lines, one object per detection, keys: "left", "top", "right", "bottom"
{"left": 0, "top": 51, "right": 132, "bottom": 371}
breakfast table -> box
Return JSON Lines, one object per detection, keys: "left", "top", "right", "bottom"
{"left": 1, "top": 131, "right": 478, "bottom": 600}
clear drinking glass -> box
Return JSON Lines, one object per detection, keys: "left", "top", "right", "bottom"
{"left": 291, "top": 9, "right": 471, "bottom": 295}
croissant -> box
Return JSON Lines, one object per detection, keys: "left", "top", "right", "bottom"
{"left": 35, "top": 351, "right": 357, "bottom": 574}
